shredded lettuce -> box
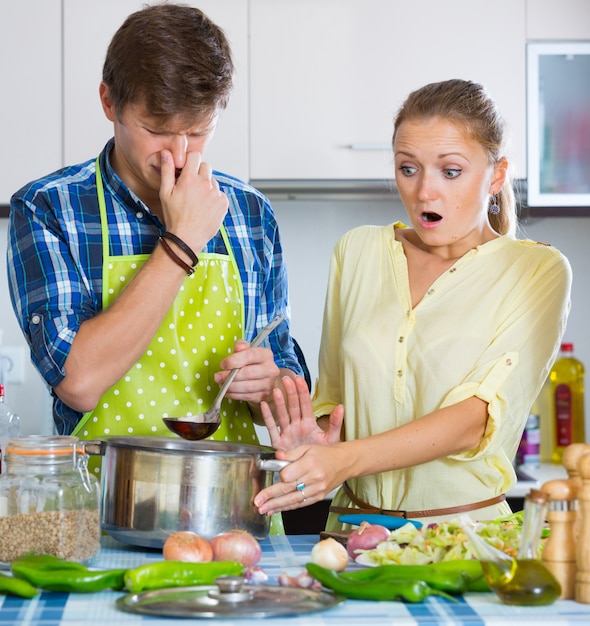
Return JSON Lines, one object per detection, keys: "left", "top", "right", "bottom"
{"left": 354, "top": 512, "right": 544, "bottom": 566}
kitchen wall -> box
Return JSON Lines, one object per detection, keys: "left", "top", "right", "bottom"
{"left": 2, "top": 203, "right": 589, "bottom": 446}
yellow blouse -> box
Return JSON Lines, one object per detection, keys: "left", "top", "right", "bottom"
{"left": 313, "top": 223, "right": 572, "bottom": 528}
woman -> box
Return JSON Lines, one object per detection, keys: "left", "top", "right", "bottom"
{"left": 254, "top": 79, "right": 572, "bottom": 529}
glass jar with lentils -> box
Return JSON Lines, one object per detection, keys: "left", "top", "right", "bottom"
{"left": 0, "top": 435, "right": 100, "bottom": 564}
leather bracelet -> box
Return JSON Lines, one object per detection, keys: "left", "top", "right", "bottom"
{"left": 159, "top": 236, "right": 195, "bottom": 275}
{"left": 161, "top": 231, "right": 199, "bottom": 267}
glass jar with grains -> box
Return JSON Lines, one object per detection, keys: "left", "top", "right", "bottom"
{"left": 0, "top": 435, "right": 101, "bottom": 564}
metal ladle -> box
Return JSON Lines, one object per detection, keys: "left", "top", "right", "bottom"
{"left": 163, "top": 314, "right": 286, "bottom": 440}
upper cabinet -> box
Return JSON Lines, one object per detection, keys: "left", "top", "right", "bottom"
{"left": 2, "top": 0, "right": 589, "bottom": 208}
{"left": 63, "top": 0, "right": 249, "bottom": 181}
{"left": 249, "top": 0, "right": 527, "bottom": 183}
{"left": 0, "top": 1, "right": 62, "bottom": 205}
{"left": 526, "top": 0, "right": 590, "bottom": 40}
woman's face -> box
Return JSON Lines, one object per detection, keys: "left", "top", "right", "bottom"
{"left": 394, "top": 116, "right": 506, "bottom": 257}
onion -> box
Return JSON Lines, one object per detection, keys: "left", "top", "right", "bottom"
{"left": 210, "top": 530, "right": 262, "bottom": 567}
{"left": 310, "top": 537, "right": 349, "bottom": 571}
{"left": 346, "top": 521, "right": 391, "bottom": 559}
{"left": 162, "top": 531, "right": 213, "bottom": 562}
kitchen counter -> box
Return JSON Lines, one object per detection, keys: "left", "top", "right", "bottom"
{"left": 508, "top": 462, "right": 568, "bottom": 499}
{"left": 3, "top": 534, "right": 590, "bottom": 625}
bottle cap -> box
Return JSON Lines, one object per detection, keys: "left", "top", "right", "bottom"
{"left": 561, "top": 342, "right": 574, "bottom": 352}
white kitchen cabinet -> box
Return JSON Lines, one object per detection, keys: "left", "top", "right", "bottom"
{"left": 526, "top": 0, "right": 590, "bottom": 40}
{"left": 0, "top": 0, "right": 62, "bottom": 205}
{"left": 249, "top": 0, "right": 527, "bottom": 182}
{"left": 63, "top": 0, "right": 249, "bottom": 181}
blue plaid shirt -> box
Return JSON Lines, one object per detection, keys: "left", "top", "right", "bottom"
{"left": 7, "top": 139, "right": 303, "bottom": 434}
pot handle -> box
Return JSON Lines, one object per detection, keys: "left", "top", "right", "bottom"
{"left": 257, "top": 458, "right": 290, "bottom": 472}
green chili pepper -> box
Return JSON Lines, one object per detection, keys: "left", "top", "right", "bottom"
{"left": 124, "top": 560, "right": 244, "bottom": 593}
{"left": 0, "top": 572, "right": 39, "bottom": 598}
{"left": 11, "top": 553, "right": 89, "bottom": 573}
{"left": 337, "top": 560, "right": 489, "bottom": 593}
{"left": 11, "top": 563, "right": 127, "bottom": 593}
{"left": 305, "top": 563, "right": 455, "bottom": 602}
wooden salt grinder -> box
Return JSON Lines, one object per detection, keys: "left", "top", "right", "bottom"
{"left": 576, "top": 453, "right": 590, "bottom": 603}
{"left": 541, "top": 478, "right": 579, "bottom": 599}
{"left": 563, "top": 443, "right": 590, "bottom": 541}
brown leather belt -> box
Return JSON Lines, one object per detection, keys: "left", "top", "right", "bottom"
{"left": 329, "top": 481, "right": 506, "bottom": 519}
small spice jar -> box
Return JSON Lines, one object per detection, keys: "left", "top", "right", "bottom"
{"left": 0, "top": 435, "right": 101, "bottom": 563}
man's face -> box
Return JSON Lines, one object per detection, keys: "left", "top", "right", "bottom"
{"left": 101, "top": 85, "right": 218, "bottom": 208}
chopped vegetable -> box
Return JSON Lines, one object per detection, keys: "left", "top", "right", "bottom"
{"left": 354, "top": 512, "right": 538, "bottom": 567}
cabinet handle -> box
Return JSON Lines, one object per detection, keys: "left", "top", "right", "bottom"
{"left": 348, "top": 143, "right": 391, "bottom": 151}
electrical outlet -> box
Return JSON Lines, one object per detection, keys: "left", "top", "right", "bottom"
{"left": 0, "top": 346, "right": 25, "bottom": 384}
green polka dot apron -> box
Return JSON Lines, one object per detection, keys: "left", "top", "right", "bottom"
{"left": 73, "top": 159, "right": 283, "bottom": 534}
{"left": 72, "top": 157, "right": 259, "bottom": 452}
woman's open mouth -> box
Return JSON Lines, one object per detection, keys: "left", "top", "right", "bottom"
{"left": 419, "top": 211, "right": 443, "bottom": 228}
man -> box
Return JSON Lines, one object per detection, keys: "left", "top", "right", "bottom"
{"left": 7, "top": 3, "right": 306, "bottom": 458}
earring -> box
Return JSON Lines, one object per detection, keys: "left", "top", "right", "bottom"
{"left": 489, "top": 196, "right": 500, "bottom": 215}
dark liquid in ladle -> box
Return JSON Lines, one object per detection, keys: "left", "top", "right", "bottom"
{"left": 162, "top": 418, "right": 220, "bottom": 440}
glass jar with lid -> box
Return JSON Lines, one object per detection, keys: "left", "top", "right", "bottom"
{"left": 0, "top": 435, "right": 101, "bottom": 563}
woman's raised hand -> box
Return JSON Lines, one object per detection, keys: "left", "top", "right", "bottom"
{"left": 261, "top": 376, "right": 343, "bottom": 451}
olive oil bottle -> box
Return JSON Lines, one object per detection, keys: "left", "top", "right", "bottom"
{"left": 461, "top": 489, "right": 561, "bottom": 606}
{"left": 550, "top": 343, "right": 585, "bottom": 464}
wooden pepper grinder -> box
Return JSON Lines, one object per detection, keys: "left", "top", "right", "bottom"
{"left": 563, "top": 443, "right": 590, "bottom": 541}
{"left": 541, "top": 478, "right": 579, "bottom": 599}
{"left": 576, "top": 452, "right": 590, "bottom": 603}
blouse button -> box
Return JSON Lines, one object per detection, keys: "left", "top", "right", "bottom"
{"left": 136, "top": 211, "right": 144, "bottom": 219}
{"left": 449, "top": 267, "right": 456, "bottom": 273}
{"left": 427, "top": 288, "right": 434, "bottom": 295}
{"left": 506, "top": 358, "right": 513, "bottom": 366}
{"left": 397, "top": 370, "right": 403, "bottom": 377}
{"left": 398, "top": 336, "right": 404, "bottom": 343}
{"left": 31, "top": 314, "right": 41, "bottom": 325}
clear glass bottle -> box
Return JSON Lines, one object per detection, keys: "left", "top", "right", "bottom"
{"left": 0, "top": 384, "right": 21, "bottom": 473}
{"left": 0, "top": 435, "right": 101, "bottom": 563}
{"left": 550, "top": 343, "right": 585, "bottom": 463}
{"left": 461, "top": 489, "right": 561, "bottom": 605}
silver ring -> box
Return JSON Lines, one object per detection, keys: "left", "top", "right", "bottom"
{"left": 296, "top": 482, "right": 305, "bottom": 492}
{"left": 301, "top": 490, "right": 307, "bottom": 503}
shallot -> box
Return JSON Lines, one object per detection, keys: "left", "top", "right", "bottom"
{"left": 278, "top": 570, "right": 321, "bottom": 589}
{"left": 346, "top": 521, "right": 391, "bottom": 559}
{"left": 162, "top": 531, "right": 213, "bottom": 562}
{"left": 310, "top": 537, "right": 349, "bottom": 571}
{"left": 210, "top": 529, "right": 262, "bottom": 567}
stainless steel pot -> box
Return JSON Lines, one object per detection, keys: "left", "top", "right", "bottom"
{"left": 82, "top": 436, "right": 287, "bottom": 549}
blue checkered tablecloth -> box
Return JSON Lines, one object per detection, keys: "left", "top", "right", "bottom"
{"left": 2, "top": 534, "right": 590, "bottom": 625}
